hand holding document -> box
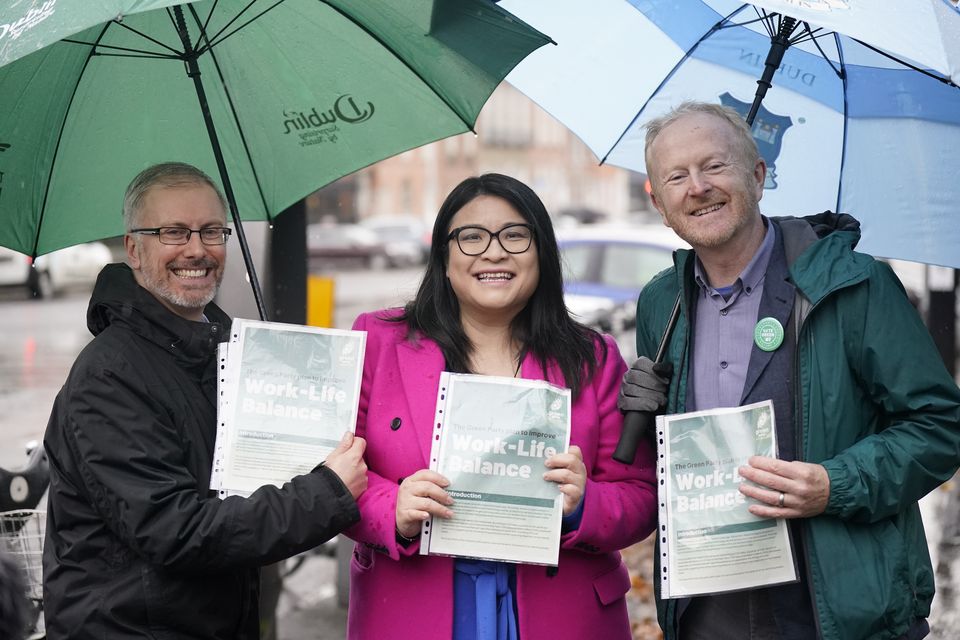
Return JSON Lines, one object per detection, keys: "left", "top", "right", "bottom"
{"left": 323, "top": 431, "right": 369, "bottom": 500}
{"left": 656, "top": 400, "right": 798, "bottom": 598}
{"left": 420, "top": 372, "right": 572, "bottom": 566}
{"left": 396, "top": 469, "right": 454, "bottom": 539}
{"left": 543, "top": 445, "right": 586, "bottom": 515}
{"left": 210, "top": 319, "right": 366, "bottom": 497}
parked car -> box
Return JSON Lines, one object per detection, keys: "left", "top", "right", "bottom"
{"left": 307, "top": 223, "right": 388, "bottom": 269}
{"left": 557, "top": 225, "right": 688, "bottom": 354}
{"left": 359, "top": 216, "right": 429, "bottom": 268}
{"left": 0, "top": 242, "right": 113, "bottom": 299}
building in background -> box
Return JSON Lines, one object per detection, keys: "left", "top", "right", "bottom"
{"left": 305, "top": 84, "right": 653, "bottom": 226}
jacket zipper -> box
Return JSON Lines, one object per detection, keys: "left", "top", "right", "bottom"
{"left": 794, "top": 302, "right": 826, "bottom": 640}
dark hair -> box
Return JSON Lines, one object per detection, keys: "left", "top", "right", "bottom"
{"left": 396, "top": 173, "right": 605, "bottom": 398}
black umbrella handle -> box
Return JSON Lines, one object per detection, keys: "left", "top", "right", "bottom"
{"left": 612, "top": 293, "right": 681, "bottom": 465}
{"left": 746, "top": 15, "right": 800, "bottom": 126}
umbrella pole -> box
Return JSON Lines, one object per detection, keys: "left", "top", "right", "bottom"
{"left": 173, "top": 6, "right": 268, "bottom": 321}
{"left": 745, "top": 15, "right": 799, "bottom": 126}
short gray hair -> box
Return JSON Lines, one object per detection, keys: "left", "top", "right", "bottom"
{"left": 644, "top": 101, "right": 759, "bottom": 182}
{"left": 122, "top": 162, "right": 227, "bottom": 231}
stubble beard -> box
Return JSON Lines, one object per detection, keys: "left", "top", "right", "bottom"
{"left": 674, "top": 184, "right": 761, "bottom": 250}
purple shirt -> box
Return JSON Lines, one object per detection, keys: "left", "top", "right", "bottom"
{"left": 689, "top": 220, "right": 776, "bottom": 411}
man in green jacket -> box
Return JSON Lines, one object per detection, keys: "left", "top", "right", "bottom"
{"left": 619, "top": 101, "right": 960, "bottom": 640}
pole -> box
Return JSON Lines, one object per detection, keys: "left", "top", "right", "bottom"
{"left": 172, "top": 6, "right": 268, "bottom": 321}
{"left": 266, "top": 199, "right": 308, "bottom": 324}
{"left": 927, "top": 267, "right": 958, "bottom": 378}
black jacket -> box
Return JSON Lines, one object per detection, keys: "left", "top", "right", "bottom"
{"left": 43, "top": 264, "right": 360, "bottom": 639}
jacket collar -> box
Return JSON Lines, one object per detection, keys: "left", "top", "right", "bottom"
{"left": 87, "top": 263, "right": 230, "bottom": 373}
{"left": 673, "top": 212, "right": 870, "bottom": 308}
{"left": 740, "top": 226, "right": 795, "bottom": 403}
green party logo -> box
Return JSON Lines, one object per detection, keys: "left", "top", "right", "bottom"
{"left": 754, "top": 317, "right": 784, "bottom": 352}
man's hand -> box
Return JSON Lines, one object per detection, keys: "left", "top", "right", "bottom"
{"left": 618, "top": 356, "right": 672, "bottom": 413}
{"left": 543, "top": 445, "right": 587, "bottom": 515}
{"left": 738, "top": 456, "right": 830, "bottom": 519}
{"left": 396, "top": 469, "right": 453, "bottom": 539}
{"left": 323, "top": 431, "right": 368, "bottom": 500}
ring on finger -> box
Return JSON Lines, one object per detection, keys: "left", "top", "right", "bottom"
{"left": 778, "top": 492, "right": 785, "bottom": 508}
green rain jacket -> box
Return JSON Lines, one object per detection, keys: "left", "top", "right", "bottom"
{"left": 637, "top": 213, "right": 960, "bottom": 640}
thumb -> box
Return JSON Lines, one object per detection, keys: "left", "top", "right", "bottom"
{"left": 351, "top": 435, "right": 367, "bottom": 456}
{"left": 334, "top": 430, "right": 355, "bottom": 451}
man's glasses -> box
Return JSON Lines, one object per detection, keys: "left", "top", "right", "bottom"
{"left": 130, "top": 226, "right": 232, "bottom": 246}
{"left": 447, "top": 223, "right": 534, "bottom": 256}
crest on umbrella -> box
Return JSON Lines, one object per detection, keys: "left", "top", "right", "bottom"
{"left": 719, "top": 92, "right": 792, "bottom": 190}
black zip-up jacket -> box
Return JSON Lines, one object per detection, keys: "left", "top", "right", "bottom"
{"left": 43, "top": 263, "right": 360, "bottom": 639}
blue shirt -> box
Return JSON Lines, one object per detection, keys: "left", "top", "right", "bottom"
{"left": 689, "top": 220, "right": 776, "bottom": 411}
{"left": 452, "top": 497, "right": 585, "bottom": 639}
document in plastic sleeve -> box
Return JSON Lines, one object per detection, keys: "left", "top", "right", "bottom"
{"left": 210, "top": 318, "right": 365, "bottom": 497}
{"left": 656, "top": 399, "right": 798, "bottom": 598}
{"left": 420, "top": 372, "right": 571, "bottom": 566}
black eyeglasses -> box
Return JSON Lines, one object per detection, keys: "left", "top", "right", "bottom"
{"left": 130, "top": 226, "right": 232, "bottom": 246}
{"left": 446, "top": 223, "right": 534, "bottom": 256}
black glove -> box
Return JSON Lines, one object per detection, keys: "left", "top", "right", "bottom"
{"left": 618, "top": 356, "right": 673, "bottom": 414}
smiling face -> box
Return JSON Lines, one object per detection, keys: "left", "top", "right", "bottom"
{"left": 445, "top": 194, "right": 539, "bottom": 325}
{"left": 648, "top": 112, "right": 766, "bottom": 255}
{"left": 124, "top": 182, "right": 227, "bottom": 321}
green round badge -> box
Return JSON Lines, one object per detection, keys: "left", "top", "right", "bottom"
{"left": 754, "top": 317, "right": 784, "bottom": 352}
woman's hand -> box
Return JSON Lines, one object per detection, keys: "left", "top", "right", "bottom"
{"left": 396, "top": 469, "right": 454, "bottom": 539}
{"left": 543, "top": 445, "right": 586, "bottom": 515}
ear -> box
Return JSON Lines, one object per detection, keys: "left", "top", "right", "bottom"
{"left": 649, "top": 190, "right": 672, "bottom": 229}
{"left": 753, "top": 158, "right": 767, "bottom": 201}
{"left": 124, "top": 234, "right": 140, "bottom": 269}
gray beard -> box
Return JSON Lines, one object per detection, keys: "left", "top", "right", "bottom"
{"left": 138, "top": 264, "right": 221, "bottom": 313}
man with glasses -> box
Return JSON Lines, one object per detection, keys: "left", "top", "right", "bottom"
{"left": 43, "top": 162, "right": 368, "bottom": 640}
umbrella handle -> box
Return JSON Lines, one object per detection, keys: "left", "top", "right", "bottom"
{"left": 612, "top": 293, "right": 681, "bottom": 465}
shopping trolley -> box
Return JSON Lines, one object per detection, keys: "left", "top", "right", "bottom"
{"left": 0, "top": 443, "right": 50, "bottom": 639}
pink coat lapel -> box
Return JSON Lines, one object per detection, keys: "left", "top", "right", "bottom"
{"left": 395, "top": 337, "right": 445, "bottom": 467}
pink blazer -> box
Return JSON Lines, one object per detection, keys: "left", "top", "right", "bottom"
{"left": 345, "top": 310, "right": 657, "bottom": 640}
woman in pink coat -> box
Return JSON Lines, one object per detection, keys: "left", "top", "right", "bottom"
{"left": 345, "top": 174, "right": 658, "bottom": 640}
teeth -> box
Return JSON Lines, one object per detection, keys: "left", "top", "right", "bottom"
{"left": 692, "top": 203, "right": 723, "bottom": 217}
{"left": 174, "top": 268, "right": 207, "bottom": 278}
{"left": 477, "top": 272, "right": 513, "bottom": 281}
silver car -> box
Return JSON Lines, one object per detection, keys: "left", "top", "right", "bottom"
{"left": 0, "top": 242, "right": 113, "bottom": 299}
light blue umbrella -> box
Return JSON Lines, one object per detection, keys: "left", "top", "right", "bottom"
{"left": 501, "top": 0, "right": 960, "bottom": 269}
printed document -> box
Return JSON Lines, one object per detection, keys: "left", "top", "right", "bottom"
{"left": 211, "top": 318, "right": 365, "bottom": 497}
{"left": 420, "top": 372, "right": 571, "bottom": 566}
{"left": 657, "top": 400, "right": 798, "bottom": 598}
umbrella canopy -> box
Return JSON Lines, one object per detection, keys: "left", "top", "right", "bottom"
{"left": 0, "top": 0, "right": 551, "bottom": 317}
{"left": 501, "top": 0, "right": 960, "bottom": 269}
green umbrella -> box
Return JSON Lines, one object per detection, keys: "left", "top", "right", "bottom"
{"left": 0, "top": 0, "right": 550, "bottom": 318}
